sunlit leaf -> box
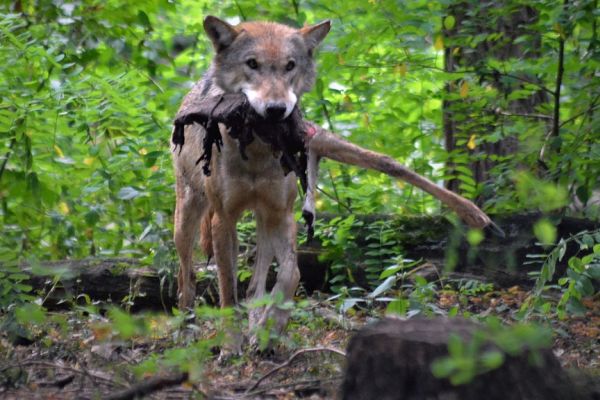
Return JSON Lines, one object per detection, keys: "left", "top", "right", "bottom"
{"left": 444, "top": 15, "right": 456, "bottom": 30}
{"left": 533, "top": 219, "right": 557, "bottom": 245}
{"left": 434, "top": 35, "right": 444, "bottom": 51}
{"left": 460, "top": 81, "right": 469, "bottom": 98}
{"left": 466, "top": 134, "right": 476, "bottom": 150}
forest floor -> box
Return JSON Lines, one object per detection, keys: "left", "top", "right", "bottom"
{"left": 1, "top": 282, "right": 599, "bottom": 399}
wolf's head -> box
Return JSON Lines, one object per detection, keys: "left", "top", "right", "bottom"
{"left": 203, "top": 16, "right": 330, "bottom": 121}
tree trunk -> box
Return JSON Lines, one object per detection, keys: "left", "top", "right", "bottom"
{"left": 443, "top": 1, "right": 549, "bottom": 199}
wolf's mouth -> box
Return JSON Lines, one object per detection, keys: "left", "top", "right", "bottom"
{"left": 246, "top": 105, "right": 291, "bottom": 123}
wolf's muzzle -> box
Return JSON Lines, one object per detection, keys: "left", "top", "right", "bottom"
{"left": 265, "top": 103, "right": 288, "bottom": 120}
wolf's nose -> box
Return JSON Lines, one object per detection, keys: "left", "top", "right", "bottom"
{"left": 265, "top": 103, "right": 287, "bottom": 120}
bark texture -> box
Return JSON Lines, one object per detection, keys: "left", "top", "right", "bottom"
{"left": 342, "top": 317, "right": 583, "bottom": 400}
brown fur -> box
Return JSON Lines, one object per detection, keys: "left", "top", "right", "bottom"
{"left": 199, "top": 210, "right": 213, "bottom": 257}
{"left": 172, "top": 16, "right": 330, "bottom": 341}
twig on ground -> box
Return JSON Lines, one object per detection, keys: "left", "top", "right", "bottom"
{"left": 38, "top": 373, "right": 75, "bottom": 388}
{"left": 106, "top": 372, "right": 192, "bottom": 400}
{"left": 245, "top": 347, "right": 346, "bottom": 393}
{"left": 314, "top": 307, "right": 361, "bottom": 331}
{"left": 244, "top": 376, "right": 342, "bottom": 397}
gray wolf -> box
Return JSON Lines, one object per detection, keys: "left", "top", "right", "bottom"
{"left": 172, "top": 16, "right": 330, "bottom": 337}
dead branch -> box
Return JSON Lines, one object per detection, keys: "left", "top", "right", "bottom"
{"left": 37, "top": 374, "right": 75, "bottom": 388}
{"left": 244, "top": 376, "right": 342, "bottom": 397}
{"left": 245, "top": 347, "right": 346, "bottom": 393}
{"left": 106, "top": 372, "right": 190, "bottom": 400}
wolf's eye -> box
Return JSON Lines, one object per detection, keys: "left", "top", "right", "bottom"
{"left": 285, "top": 60, "right": 296, "bottom": 71}
{"left": 246, "top": 58, "right": 258, "bottom": 69}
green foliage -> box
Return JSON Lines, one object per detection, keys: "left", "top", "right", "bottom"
{"left": 515, "top": 173, "right": 569, "bottom": 213}
{"left": 431, "top": 319, "right": 552, "bottom": 385}
{"left": 524, "top": 229, "right": 600, "bottom": 319}
{"left": 318, "top": 215, "right": 409, "bottom": 291}
{"left": 454, "top": 279, "right": 494, "bottom": 296}
{"left": 533, "top": 218, "right": 558, "bottom": 246}
{"left": 0, "top": 0, "right": 206, "bottom": 266}
{"left": 0, "top": 265, "right": 34, "bottom": 309}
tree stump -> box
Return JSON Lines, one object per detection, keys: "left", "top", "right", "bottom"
{"left": 342, "top": 317, "right": 581, "bottom": 400}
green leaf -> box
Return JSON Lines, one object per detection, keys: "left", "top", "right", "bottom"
{"left": 576, "top": 275, "right": 594, "bottom": 297}
{"left": 15, "top": 303, "right": 47, "bottom": 325}
{"left": 117, "top": 187, "right": 141, "bottom": 200}
{"left": 8, "top": 273, "right": 29, "bottom": 281}
{"left": 379, "top": 264, "right": 402, "bottom": 279}
{"left": 368, "top": 275, "right": 396, "bottom": 298}
{"left": 466, "top": 229, "right": 484, "bottom": 246}
{"left": 386, "top": 299, "right": 408, "bottom": 316}
{"left": 587, "top": 265, "right": 600, "bottom": 280}
{"left": 533, "top": 219, "right": 557, "bottom": 245}
{"left": 447, "top": 334, "right": 464, "bottom": 357}
{"left": 565, "top": 298, "right": 586, "bottom": 315}
{"left": 109, "top": 308, "right": 147, "bottom": 339}
{"left": 568, "top": 257, "right": 583, "bottom": 272}
{"left": 431, "top": 357, "right": 456, "bottom": 378}
{"left": 582, "top": 234, "right": 594, "bottom": 249}
{"left": 481, "top": 350, "right": 504, "bottom": 370}
{"left": 444, "top": 15, "right": 456, "bottom": 30}
{"left": 137, "top": 11, "right": 151, "bottom": 28}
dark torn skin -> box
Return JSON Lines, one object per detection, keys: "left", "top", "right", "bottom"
{"left": 172, "top": 93, "right": 308, "bottom": 190}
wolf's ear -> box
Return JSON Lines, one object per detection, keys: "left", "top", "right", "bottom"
{"left": 204, "top": 16, "right": 238, "bottom": 51}
{"left": 300, "top": 20, "right": 331, "bottom": 52}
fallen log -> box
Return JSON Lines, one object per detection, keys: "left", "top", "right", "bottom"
{"left": 20, "top": 250, "right": 324, "bottom": 312}
{"left": 23, "top": 258, "right": 183, "bottom": 312}
{"left": 17, "top": 214, "right": 597, "bottom": 311}
{"left": 341, "top": 317, "right": 590, "bottom": 400}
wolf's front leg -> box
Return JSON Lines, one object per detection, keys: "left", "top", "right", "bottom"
{"left": 211, "top": 211, "right": 243, "bottom": 354}
{"left": 246, "top": 211, "right": 276, "bottom": 330}
{"left": 262, "top": 211, "right": 300, "bottom": 335}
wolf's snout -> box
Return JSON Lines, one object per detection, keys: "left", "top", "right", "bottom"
{"left": 265, "top": 103, "right": 288, "bottom": 120}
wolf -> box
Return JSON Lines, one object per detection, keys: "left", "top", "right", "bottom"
{"left": 172, "top": 16, "right": 331, "bottom": 336}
